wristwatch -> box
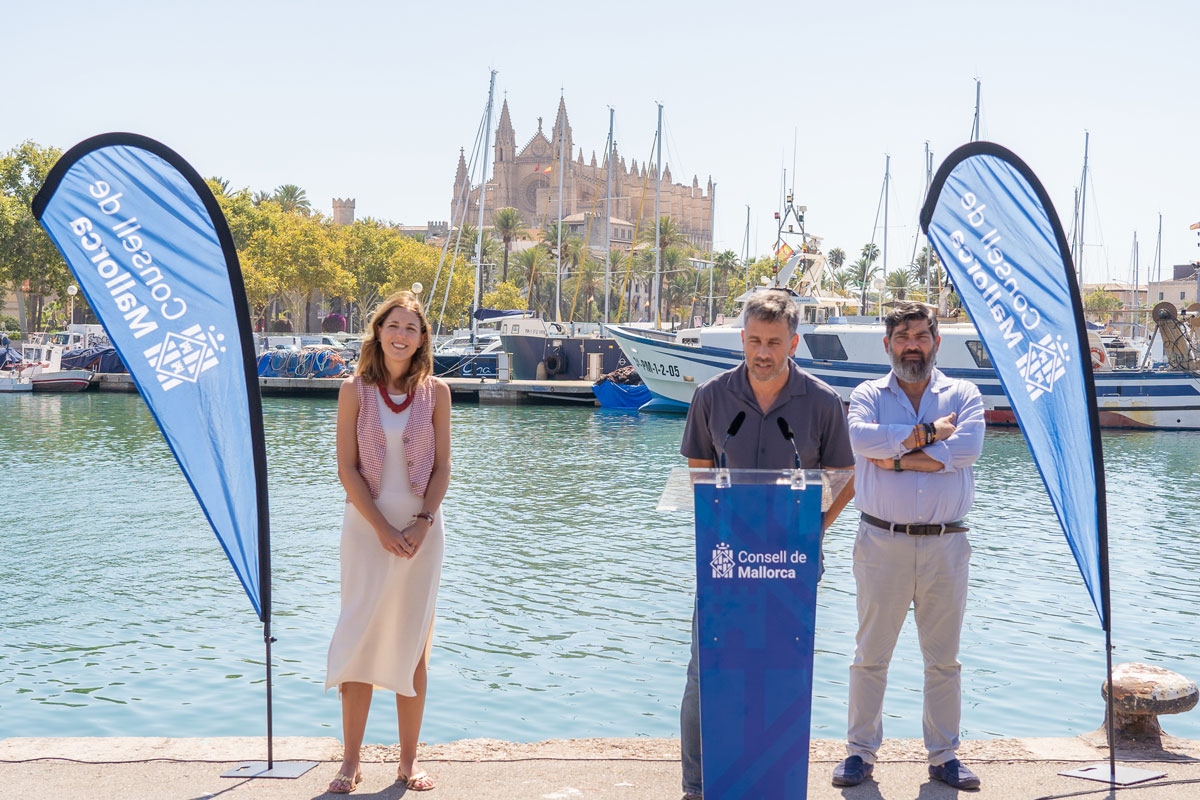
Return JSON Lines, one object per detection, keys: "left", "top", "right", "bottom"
{"left": 415, "top": 512, "right": 434, "bottom": 524}
{"left": 893, "top": 457, "right": 903, "bottom": 472}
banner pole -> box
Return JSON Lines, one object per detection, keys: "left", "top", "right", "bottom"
{"left": 265, "top": 620, "right": 274, "bottom": 770}
{"left": 1106, "top": 629, "right": 1115, "bottom": 782}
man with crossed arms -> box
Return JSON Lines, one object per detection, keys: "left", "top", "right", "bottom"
{"left": 832, "top": 302, "right": 985, "bottom": 791}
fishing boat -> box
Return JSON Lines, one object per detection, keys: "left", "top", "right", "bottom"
{"left": 605, "top": 253, "right": 1200, "bottom": 430}
{"left": 2, "top": 336, "right": 92, "bottom": 392}
{"left": 0, "top": 372, "right": 32, "bottom": 393}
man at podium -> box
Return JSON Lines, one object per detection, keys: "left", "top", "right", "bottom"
{"left": 677, "top": 290, "right": 855, "bottom": 800}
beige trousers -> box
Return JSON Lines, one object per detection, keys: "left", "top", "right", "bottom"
{"left": 846, "top": 520, "right": 971, "bottom": 766}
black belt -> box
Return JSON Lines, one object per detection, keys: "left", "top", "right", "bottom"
{"left": 860, "top": 512, "right": 968, "bottom": 536}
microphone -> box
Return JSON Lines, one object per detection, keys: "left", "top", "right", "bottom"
{"left": 719, "top": 410, "right": 747, "bottom": 469}
{"left": 777, "top": 417, "right": 802, "bottom": 469}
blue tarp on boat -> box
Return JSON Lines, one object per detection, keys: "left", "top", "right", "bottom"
{"left": 257, "top": 350, "right": 351, "bottom": 378}
{"left": 60, "top": 346, "right": 127, "bottom": 373}
{"left": 593, "top": 380, "right": 652, "bottom": 410}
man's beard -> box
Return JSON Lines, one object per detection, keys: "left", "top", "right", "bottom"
{"left": 748, "top": 356, "right": 787, "bottom": 382}
{"left": 891, "top": 348, "right": 934, "bottom": 383}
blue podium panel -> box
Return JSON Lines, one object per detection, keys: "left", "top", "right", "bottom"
{"left": 695, "top": 481, "right": 822, "bottom": 800}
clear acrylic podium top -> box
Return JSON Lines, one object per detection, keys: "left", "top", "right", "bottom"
{"left": 657, "top": 467, "right": 853, "bottom": 513}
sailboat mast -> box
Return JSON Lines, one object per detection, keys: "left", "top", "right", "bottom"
{"left": 1078, "top": 131, "right": 1090, "bottom": 287}
{"left": 1131, "top": 232, "right": 1139, "bottom": 337}
{"left": 924, "top": 142, "right": 933, "bottom": 302}
{"left": 472, "top": 69, "right": 497, "bottom": 343}
{"left": 709, "top": 181, "right": 717, "bottom": 324}
{"left": 970, "top": 79, "right": 981, "bottom": 141}
{"left": 556, "top": 95, "right": 565, "bottom": 323}
{"left": 882, "top": 153, "right": 890, "bottom": 317}
{"left": 743, "top": 204, "right": 751, "bottom": 293}
{"left": 604, "top": 108, "right": 614, "bottom": 325}
{"left": 654, "top": 102, "right": 663, "bottom": 329}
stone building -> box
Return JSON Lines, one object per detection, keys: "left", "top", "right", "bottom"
{"left": 452, "top": 97, "right": 715, "bottom": 252}
{"left": 1148, "top": 263, "right": 1200, "bottom": 309}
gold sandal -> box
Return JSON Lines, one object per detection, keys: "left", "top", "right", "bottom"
{"left": 328, "top": 768, "right": 362, "bottom": 793}
{"left": 399, "top": 769, "right": 435, "bottom": 791}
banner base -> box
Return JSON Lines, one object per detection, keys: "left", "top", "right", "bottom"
{"left": 221, "top": 760, "right": 319, "bottom": 779}
{"left": 1059, "top": 763, "right": 1165, "bottom": 786}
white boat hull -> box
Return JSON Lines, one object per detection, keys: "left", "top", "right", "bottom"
{"left": 0, "top": 374, "right": 33, "bottom": 393}
{"left": 606, "top": 324, "right": 1200, "bottom": 430}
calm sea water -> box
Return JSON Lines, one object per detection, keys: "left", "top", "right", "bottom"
{"left": 2, "top": 392, "right": 1198, "bottom": 744}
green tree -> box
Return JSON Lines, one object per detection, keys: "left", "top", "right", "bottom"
{"left": 383, "top": 235, "right": 473, "bottom": 331}
{"left": 0, "top": 141, "right": 67, "bottom": 332}
{"left": 482, "top": 280, "right": 524, "bottom": 310}
{"left": 491, "top": 207, "right": 527, "bottom": 283}
{"left": 885, "top": 267, "right": 912, "bottom": 305}
{"left": 272, "top": 184, "right": 311, "bottom": 214}
{"left": 248, "top": 206, "right": 347, "bottom": 330}
{"left": 338, "top": 219, "right": 400, "bottom": 332}
{"left": 1085, "top": 289, "right": 1122, "bottom": 323}
{"left": 515, "top": 245, "right": 549, "bottom": 313}
{"left": 827, "top": 247, "right": 846, "bottom": 273}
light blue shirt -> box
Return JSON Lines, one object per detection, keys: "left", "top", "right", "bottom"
{"left": 848, "top": 367, "right": 985, "bottom": 525}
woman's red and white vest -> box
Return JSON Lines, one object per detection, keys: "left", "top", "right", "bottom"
{"left": 353, "top": 376, "right": 437, "bottom": 498}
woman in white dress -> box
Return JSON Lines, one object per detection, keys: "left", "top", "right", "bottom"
{"left": 326, "top": 291, "right": 451, "bottom": 793}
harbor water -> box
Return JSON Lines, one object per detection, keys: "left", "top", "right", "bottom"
{"left": 2, "top": 392, "right": 1198, "bottom": 744}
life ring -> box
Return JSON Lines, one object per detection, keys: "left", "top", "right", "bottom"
{"left": 544, "top": 352, "right": 565, "bottom": 375}
{"left": 1090, "top": 347, "right": 1106, "bottom": 368}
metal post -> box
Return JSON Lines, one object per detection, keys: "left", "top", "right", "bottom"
{"left": 472, "top": 71, "right": 498, "bottom": 343}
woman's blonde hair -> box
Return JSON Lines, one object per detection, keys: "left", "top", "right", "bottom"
{"left": 356, "top": 291, "right": 434, "bottom": 393}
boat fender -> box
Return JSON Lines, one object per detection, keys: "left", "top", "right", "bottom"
{"left": 544, "top": 352, "right": 565, "bottom": 375}
{"left": 1090, "top": 346, "right": 1107, "bottom": 368}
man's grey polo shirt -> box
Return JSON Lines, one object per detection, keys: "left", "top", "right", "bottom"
{"left": 680, "top": 360, "right": 854, "bottom": 470}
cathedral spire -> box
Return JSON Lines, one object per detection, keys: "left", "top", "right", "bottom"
{"left": 495, "top": 98, "right": 515, "bottom": 163}
{"left": 551, "top": 95, "right": 573, "bottom": 158}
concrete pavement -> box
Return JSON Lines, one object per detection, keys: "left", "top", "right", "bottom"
{"left": 1, "top": 735, "right": 1198, "bottom": 799}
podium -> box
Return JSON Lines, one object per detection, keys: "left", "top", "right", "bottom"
{"left": 660, "top": 468, "right": 852, "bottom": 800}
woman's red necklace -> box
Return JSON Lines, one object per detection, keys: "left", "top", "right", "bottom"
{"left": 379, "top": 383, "right": 414, "bottom": 413}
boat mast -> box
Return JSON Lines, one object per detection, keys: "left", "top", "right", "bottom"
{"left": 1077, "top": 130, "right": 1090, "bottom": 287}
{"left": 471, "top": 70, "right": 497, "bottom": 343}
{"left": 708, "top": 181, "right": 717, "bottom": 324}
{"left": 882, "top": 153, "right": 890, "bottom": 319}
{"left": 556, "top": 93, "right": 566, "bottom": 323}
{"left": 654, "top": 102, "right": 663, "bottom": 329}
{"left": 603, "top": 107, "right": 614, "bottom": 325}
{"left": 970, "top": 78, "right": 981, "bottom": 141}
{"left": 924, "top": 142, "right": 933, "bottom": 303}
{"left": 743, "top": 205, "right": 751, "bottom": 293}
{"left": 1131, "top": 231, "right": 1139, "bottom": 338}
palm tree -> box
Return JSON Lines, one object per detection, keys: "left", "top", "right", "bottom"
{"left": 857, "top": 243, "right": 881, "bottom": 314}
{"left": 885, "top": 267, "right": 912, "bottom": 305}
{"left": 491, "top": 207, "right": 527, "bottom": 283}
{"left": 272, "top": 184, "right": 310, "bottom": 213}
{"left": 209, "top": 176, "right": 230, "bottom": 196}
{"left": 252, "top": 190, "right": 272, "bottom": 206}
{"left": 827, "top": 247, "right": 846, "bottom": 273}
{"left": 515, "top": 246, "right": 547, "bottom": 312}
{"left": 908, "top": 244, "right": 941, "bottom": 302}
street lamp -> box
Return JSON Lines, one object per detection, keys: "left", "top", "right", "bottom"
{"left": 872, "top": 277, "right": 885, "bottom": 322}
{"left": 66, "top": 285, "right": 78, "bottom": 327}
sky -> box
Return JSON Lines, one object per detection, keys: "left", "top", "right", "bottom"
{"left": 4, "top": 0, "right": 1198, "bottom": 287}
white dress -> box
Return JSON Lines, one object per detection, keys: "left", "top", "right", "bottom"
{"left": 326, "top": 394, "right": 444, "bottom": 696}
